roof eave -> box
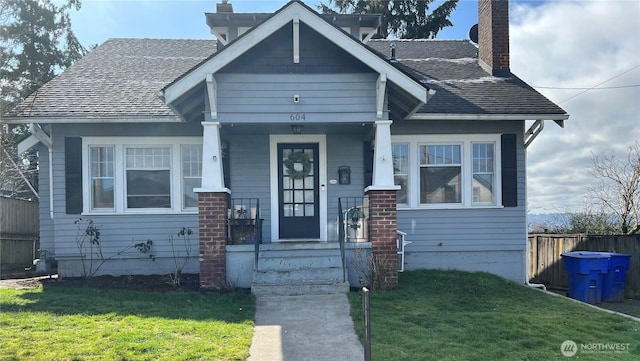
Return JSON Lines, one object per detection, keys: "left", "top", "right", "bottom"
{"left": 2, "top": 115, "right": 182, "bottom": 124}
{"left": 409, "top": 113, "right": 570, "bottom": 121}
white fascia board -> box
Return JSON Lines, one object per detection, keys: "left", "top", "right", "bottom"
{"left": 410, "top": 113, "right": 570, "bottom": 121}
{"left": 2, "top": 116, "right": 182, "bottom": 124}
{"left": 162, "top": 2, "right": 427, "bottom": 105}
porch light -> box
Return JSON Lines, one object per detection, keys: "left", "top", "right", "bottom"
{"left": 290, "top": 125, "right": 303, "bottom": 134}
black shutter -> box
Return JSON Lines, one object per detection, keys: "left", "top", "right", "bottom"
{"left": 65, "top": 137, "right": 83, "bottom": 214}
{"left": 501, "top": 134, "right": 517, "bottom": 207}
{"left": 363, "top": 141, "right": 374, "bottom": 187}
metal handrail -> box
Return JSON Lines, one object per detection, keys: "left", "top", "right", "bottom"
{"left": 338, "top": 198, "right": 346, "bottom": 283}
{"left": 254, "top": 199, "right": 261, "bottom": 270}
{"left": 227, "top": 198, "right": 261, "bottom": 270}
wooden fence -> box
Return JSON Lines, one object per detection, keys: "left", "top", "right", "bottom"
{"left": 529, "top": 234, "right": 640, "bottom": 299}
{"left": 0, "top": 197, "right": 39, "bottom": 271}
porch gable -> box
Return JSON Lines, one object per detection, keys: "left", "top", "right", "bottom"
{"left": 160, "top": 0, "right": 428, "bottom": 124}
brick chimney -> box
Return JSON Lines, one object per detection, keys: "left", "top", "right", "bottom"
{"left": 216, "top": 0, "right": 233, "bottom": 14}
{"left": 478, "top": 0, "right": 510, "bottom": 77}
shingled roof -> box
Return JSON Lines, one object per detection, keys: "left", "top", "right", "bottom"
{"left": 6, "top": 38, "right": 217, "bottom": 120}
{"left": 5, "top": 37, "right": 566, "bottom": 121}
{"left": 367, "top": 39, "right": 566, "bottom": 117}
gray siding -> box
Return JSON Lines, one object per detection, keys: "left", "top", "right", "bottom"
{"left": 214, "top": 73, "right": 380, "bottom": 123}
{"left": 226, "top": 134, "right": 272, "bottom": 242}
{"left": 219, "top": 22, "right": 372, "bottom": 74}
{"left": 46, "top": 117, "right": 528, "bottom": 282}
{"left": 392, "top": 119, "right": 527, "bottom": 282}
{"left": 37, "top": 143, "right": 54, "bottom": 257}
{"left": 49, "top": 123, "right": 202, "bottom": 276}
{"left": 326, "top": 133, "right": 367, "bottom": 241}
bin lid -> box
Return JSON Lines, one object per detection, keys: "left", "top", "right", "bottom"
{"left": 561, "top": 251, "right": 611, "bottom": 259}
{"left": 601, "top": 252, "right": 631, "bottom": 258}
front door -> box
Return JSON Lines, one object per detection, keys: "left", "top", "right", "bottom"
{"left": 278, "top": 143, "right": 320, "bottom": 239}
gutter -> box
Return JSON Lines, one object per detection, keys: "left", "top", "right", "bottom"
{"left": 410, "top": 113, "right": 569, "bottom": 122}
{"left": 3, "top": 115, "right": 181, "bottom": 125}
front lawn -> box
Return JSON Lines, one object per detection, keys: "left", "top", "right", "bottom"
{"left": 0, "top": 282, "right": 255, "bottom": 361}
{"left": 349, "top": 270, "right": 640, "bottom": 361}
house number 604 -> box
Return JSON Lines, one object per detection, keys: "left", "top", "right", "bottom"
{"left": 290, "top": 113, "right": 306, "bottom": 121}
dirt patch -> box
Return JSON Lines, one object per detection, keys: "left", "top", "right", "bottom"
{"left": 0, "top": 272, "right": 209, "bottom": 292}
{"left": 41, "top": 274, "right": 203, "bottom": 292}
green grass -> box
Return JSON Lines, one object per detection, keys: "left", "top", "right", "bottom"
{"left": 349, "top": 270, "right": 640, "bottom": 361}
{"left": 0, "top": 285, "right": 255, "bottom": 361}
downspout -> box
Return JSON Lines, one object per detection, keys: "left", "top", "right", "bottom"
{"left": 28, "top": 124, "right": 54, "bottom": 220}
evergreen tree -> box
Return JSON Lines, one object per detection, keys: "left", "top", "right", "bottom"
{"left": 1, "top": 0, "right": 85, "bottom": 112}
{"left": 318, "top": 0, "right": 459, "bottom": 39}
{"left": 0, "top": 0, "right": 85, "bottom": 198}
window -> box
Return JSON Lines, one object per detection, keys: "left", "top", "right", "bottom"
{"left": 392, "top": 143, "right": 409, "bottom": 204}
{"left": 83, "top": 138, "right": 202, "bottom": 213}
{"left": 125, "top": 147, "right": 171, "bottom": 208}
{"left": 419, "top": 144, "right": 461, "bottom": 204}
{"left": 89, "top": 146, "right": 114, "bottom": 210}
{"left": 472, "top": 143, "right": 495, "bottom": 205}
{"left": 181, "top": 145, "right": 202, "bottom": 209}
{"left": 392, "top": 135, "right": 501, "bottom": 208}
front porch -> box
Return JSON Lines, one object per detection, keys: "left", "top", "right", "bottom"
{"left": 200, "top": 192, "right": 401, "bottom": 292}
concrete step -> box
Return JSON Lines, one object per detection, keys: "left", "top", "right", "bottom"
{"left": 259, "top": 242, "right": 341, "bottom": 251}
{"left": 251, "top": 242, "right": 348, "bottom": 295}
{"left": 257, "top": 255, "right": 342, "bottom": 270}
{"left": 252, "top": 282, "right": 350, "bottom": 296}
{"left": 254, "top": 267, "right": 343, "bottom": 284}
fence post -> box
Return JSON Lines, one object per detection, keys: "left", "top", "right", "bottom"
{"left": 363, "top": 287, "right": 371, "bottom": 361}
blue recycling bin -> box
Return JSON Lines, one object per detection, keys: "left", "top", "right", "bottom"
{"left": 561, "top": 252, "right": 609, "bottom": 304}
{"left": 601, "top": 253, "right": 631, "bottom": 302}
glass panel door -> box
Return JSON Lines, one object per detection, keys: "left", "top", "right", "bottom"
{"left": 278, "top": 143, "right": 320, "bottom": 239}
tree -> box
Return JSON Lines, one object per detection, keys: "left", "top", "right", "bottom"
{"left": 545, "top": 211, "right": 619, "bottom": 235}
{"left": 0, "top": 0, "right": 85, "bottom": 199}
{"left": 318, "top": 0, "right": 459, "bottom": 39}
{"left": 587, "top": 142, "right": 640, "bottom": 235}
{"left": 1, "top": 0, "right": 85, "bottom": 112}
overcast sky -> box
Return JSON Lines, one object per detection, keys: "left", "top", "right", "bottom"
{"left": 66, "top": 0, "right": 640, "bottom": 214}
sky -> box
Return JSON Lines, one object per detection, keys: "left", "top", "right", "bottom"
{"left": 65, "top": 0, "right": 640, "bottom": 214}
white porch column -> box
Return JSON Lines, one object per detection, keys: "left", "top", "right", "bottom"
{"left": 368, "top": 120, "right": 400, "bottom": 190}
{"left": 194, "top": 121, "right": 228, "bottom": 193}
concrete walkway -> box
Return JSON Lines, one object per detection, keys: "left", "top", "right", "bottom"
{"left": 248, "top": 294, "right": 364, "bottom": 361}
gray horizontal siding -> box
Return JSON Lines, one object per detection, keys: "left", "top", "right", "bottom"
{"left": 48, "top": 123, "right": 202, "bottom": 265}
{"left": 393, "top": 119, "right": 527, "bottom": 282}
{"left": 226, "top": 134, "right": 272, "bottom": 242}
{"left": 326, "top": 133, "right": 368, "bottom": 240}
{"left": 214, "top": 73, "right": 380, "bottom": 123}
{"left": 37, "top": 143, "right": 54, "bottom": 256}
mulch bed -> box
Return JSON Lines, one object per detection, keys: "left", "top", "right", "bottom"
{"left": 41, "top": 274, "right": 203, "bottom": 292}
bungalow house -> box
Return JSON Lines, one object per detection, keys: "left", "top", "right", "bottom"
{"left": 3, "top": 0, "right": 568, "bottom": 292}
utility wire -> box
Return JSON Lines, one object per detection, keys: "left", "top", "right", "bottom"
{"left": 557, "top": 64, "right": 640, "bottom": 104}
{"left": 534, "top": 85, "right": 640, "bottom": 90}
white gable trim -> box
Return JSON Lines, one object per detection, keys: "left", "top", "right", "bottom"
{"left": 17, "top": 135, "right": 40, "bottom": 154}
{"left": 162, "top": 1, "right": 427, "bottom": 106}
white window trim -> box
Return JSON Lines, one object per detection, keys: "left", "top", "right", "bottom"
{"left": 82, "top": 137, "right": 202, "bottom": 215}
{"left": 392, "top": 134, "right": 503, "bottom": 210}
